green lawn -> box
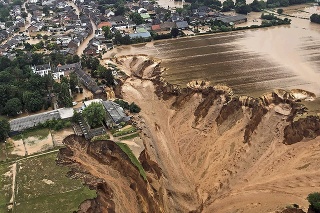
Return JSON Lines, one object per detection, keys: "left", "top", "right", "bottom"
{"left": 91, "top": 134, "right": 110, "bottom": 142}
{"left": 0, "top": 163, "right": 13, "bottom": 213}
{"left": 13, "top": 152, "right": 96, "bottom": 212}
{"left": 0, "top": 143, "right": 6, "bottom": 162}
{"left": 15, "top": 187, "right": 96, "bottom": 213}
{"left": 113, "top": 126, "right": 137, "bottom": 137}
{"left": 12, "top": 128, "right": 50, "bottom": 140}
{"left": 119, "top": 133, "right": 139, "bottom": 140}
{"left": 115, "top": 142, "right": 146, "bottom": 180}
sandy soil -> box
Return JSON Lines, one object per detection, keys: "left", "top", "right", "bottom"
{"left": 42, "top": 179, "right": 55, "bottom": 185}
{"left": 73, "top": 87, "right": 94, "bottom": 104}
{"left": 8, "top": 139, "right": 26, "bottom": 157}
{"left": 120, "top": 137, "right": 144, "bottom": 159}
{"left": 24, "top": 134, "right": 54, "bottom": 155}
{"left": 51, "top": 128, "right": 75, "bottom": 146}
{"left": 117, "top": 55, "right": 320, "bottom": 213}
{"left": 9, "top": 163, "right": 17, "bottom": 204}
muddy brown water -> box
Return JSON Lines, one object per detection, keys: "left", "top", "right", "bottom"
{"left": 108, "top": 5, "right": 320, "bottom": 111}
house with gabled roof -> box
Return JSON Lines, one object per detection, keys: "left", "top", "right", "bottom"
{"left": 31, "top": 64, "right": 51, "bottom": 77}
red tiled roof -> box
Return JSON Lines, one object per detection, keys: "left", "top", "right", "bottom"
{"left": 151, "top": 24, "right": 161, "bottom": 31}
{"left": 97, "top": 22, "right": 112, "bottom": 28}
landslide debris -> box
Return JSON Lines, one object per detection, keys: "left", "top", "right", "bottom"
{"left": 57, "top": 55, "right": 320, "bottom": 213}
{"left": 57, "top": 135, "right": 163, "bottom": 213}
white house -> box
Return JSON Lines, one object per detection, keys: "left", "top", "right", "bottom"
{"left": 31, "top": 64, "right": 51, "bottom": 77}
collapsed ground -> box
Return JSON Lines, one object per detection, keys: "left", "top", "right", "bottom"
{"left": 103, "top": 55, "right": 320, "bottom": 212}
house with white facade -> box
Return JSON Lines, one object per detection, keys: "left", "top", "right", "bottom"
{"left": 31, "top": 64, "right": 51, "bottom": 77}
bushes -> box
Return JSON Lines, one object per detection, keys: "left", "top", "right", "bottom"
{"left": 308, "top": 192, "right": 320, "bottom": 212}
{"left": 310, "top": 14, "right": 320, "bottom": 24}
{"left": 39, "top": 119, "right": 71, "bottom": 131}
{"left": 114, "top": 99, "right": 141, "bottom": 113}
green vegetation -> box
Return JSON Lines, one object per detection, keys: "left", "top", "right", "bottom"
{"left": 310, "top": 14, "right": 320, "bottom": 24}
{"left": 307, "top": 192, "right": 320, "bottom": 212}
{"left": 91, "top": 134, "right": 110, "bottom": 142}
{"left": 114, "top": 99, "right": 141, "bottom": 113}
{"left": 12, "top": 128, "right": 50, "bottom": 141}
{"left": 112, "top": 126, "right": 137, "bottom": 137}
{"left": 0, "top": 118, "right": 10, "bottom": 142}
{"left": 260, "top": 13, "right": 292, "bottom": 26}
{"left": 13, "top": 152, "right": 96, "bottom": 213}
{"left": 277, "top": 8, "right": 284, "bottom": 14}
{"left": 130, "top": 13, "right": 144, "bottom": 25}
{"left": 119, "top": 133, "right": 140, "bottom": 140}
{"left": 39, "top": 119, "right": 72, "bottom": 131}
{"left": 115, "top": 142, "right": 146, "bottom": 180}
{"left": 53, "top": 77, "right": 73, "bottom": 108}
{"left": 82, "top": 102, "right": 106, "bottom": 128}
{"left": 0, "top": 164, "right": 13, "bottom": 212}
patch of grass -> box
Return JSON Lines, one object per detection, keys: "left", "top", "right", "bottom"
{"left": 15, "top": 152, "right": 96, "bottom": 212}
{"left": 12, "top": 128, "right": 49, "bottom": 140}
{"left": 113, "top": 126, "right": 137, "bottom": 137}
{"left": 91, "top": 134, "right": 110, "bottom": 142}
{"left": 115, "top": 142, "right": 146, "bottom": 180}
{"left": 0, "top": 163, "right": 13, "bottom": 212}
{"left": 15, "top": 187, "right": 96, "bottom": 213}
{"left": 119, "top": 133, "right": 139, "bottom": 140}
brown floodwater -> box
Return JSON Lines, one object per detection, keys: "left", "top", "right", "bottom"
{"left": 107, "top": 5, "right": 320, "bottom": 108}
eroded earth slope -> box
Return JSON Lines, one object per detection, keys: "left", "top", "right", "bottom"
{"left": 59, "top": 56, "right": 320, "bottom": 213}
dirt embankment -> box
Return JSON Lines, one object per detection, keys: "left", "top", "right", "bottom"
{"left": 58, "top": 55, "right": 320, "bottom": 213}
{"left": 57, "top": 135, "right": 163, "bottom": 213}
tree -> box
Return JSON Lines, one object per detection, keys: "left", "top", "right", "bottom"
{"left": 69, "top": 72, "right": 79, "bottom": 93}
{"left": 235, "top": 4, "right": 252, "bottom": 14}
{"left": 97, "top": 65, "right": 114, "bottom": 86}
{"left": 277, "top": 8, "right": 284, "bottom": 14}
{"left": 222, "top": 0, "right": 235, "bottom": 11}
{"left": 307, "top": 192, "right": 320, "bottom": 212}
{"left": 82, "top": 102, "right": 106, "bottom": 128}
{"left": 102, "top": 26, "right": 113, "bottom": 39}
{"left": 310, "top": 14, "right": 320, "bottom": 24}
{"left": 0, "top": 118, "right": 10, "bottom": 142}
{"left": 170, "top": 28, "right": 180, "bottom": 38}
{"left": 130, "top": 13, "right": 144, "bottom": 25}
{"left": 23, "top": 91, "right": 44, "bottom": 112}
{"left": 5, "top": 98, "right": 22, "bottom": 117}
{"left": 72, "top": 110, "right": 81, "bottom": 123}
{"left": 250, "top": 0, "right": 266, "bottom": 12}
{"left": 129, "top": 102, "right": 141, "bottom": 113}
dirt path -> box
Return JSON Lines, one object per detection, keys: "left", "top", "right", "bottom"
{"left": 10, "top": 163, "right": 17, "bottom": 212}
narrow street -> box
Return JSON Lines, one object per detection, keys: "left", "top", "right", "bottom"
{"left": 66, "top": 1, "right": 97, "bottom": 56}
{"left": 76, "top": 19, "right": 97, "bottom": 56}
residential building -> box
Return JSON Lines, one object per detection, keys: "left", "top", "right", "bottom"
{"left": 31, "top": 64, "right": 51, "bottom": 77}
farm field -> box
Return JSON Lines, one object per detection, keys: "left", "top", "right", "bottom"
{"left": 0, "top": 152, "right": 96, "bottom": 213}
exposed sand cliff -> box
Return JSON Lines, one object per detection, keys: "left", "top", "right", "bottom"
{"left": 59, "top": 55, "right": 320, "bottom": 213}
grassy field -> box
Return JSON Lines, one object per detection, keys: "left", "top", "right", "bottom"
{"left": 116, "top": 142, "right": 146, "bottom": 180}
{"left": 91, "top": 134, "right": 110, "bottom": 142}
{"left": 119, "top": 133, "right": 140, "bottom": 140}
{"left": 112, "top": 126, "right": 137, "bottom": 137}
{"left": 0, "top": 152, "right": 96, "bottom": 213}
{"left": 0, "top": 163, "right": 13, "bottom": 213}
{"left": 12, "top": 128, "right": 50, "bottom": 140}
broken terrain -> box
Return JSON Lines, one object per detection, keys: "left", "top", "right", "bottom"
{"left": 59, "top": 55, "right": 320, "bottom": 213}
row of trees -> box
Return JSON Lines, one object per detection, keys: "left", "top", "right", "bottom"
{"left": 184, "top": 0, "right": 307, "bottom": 14}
